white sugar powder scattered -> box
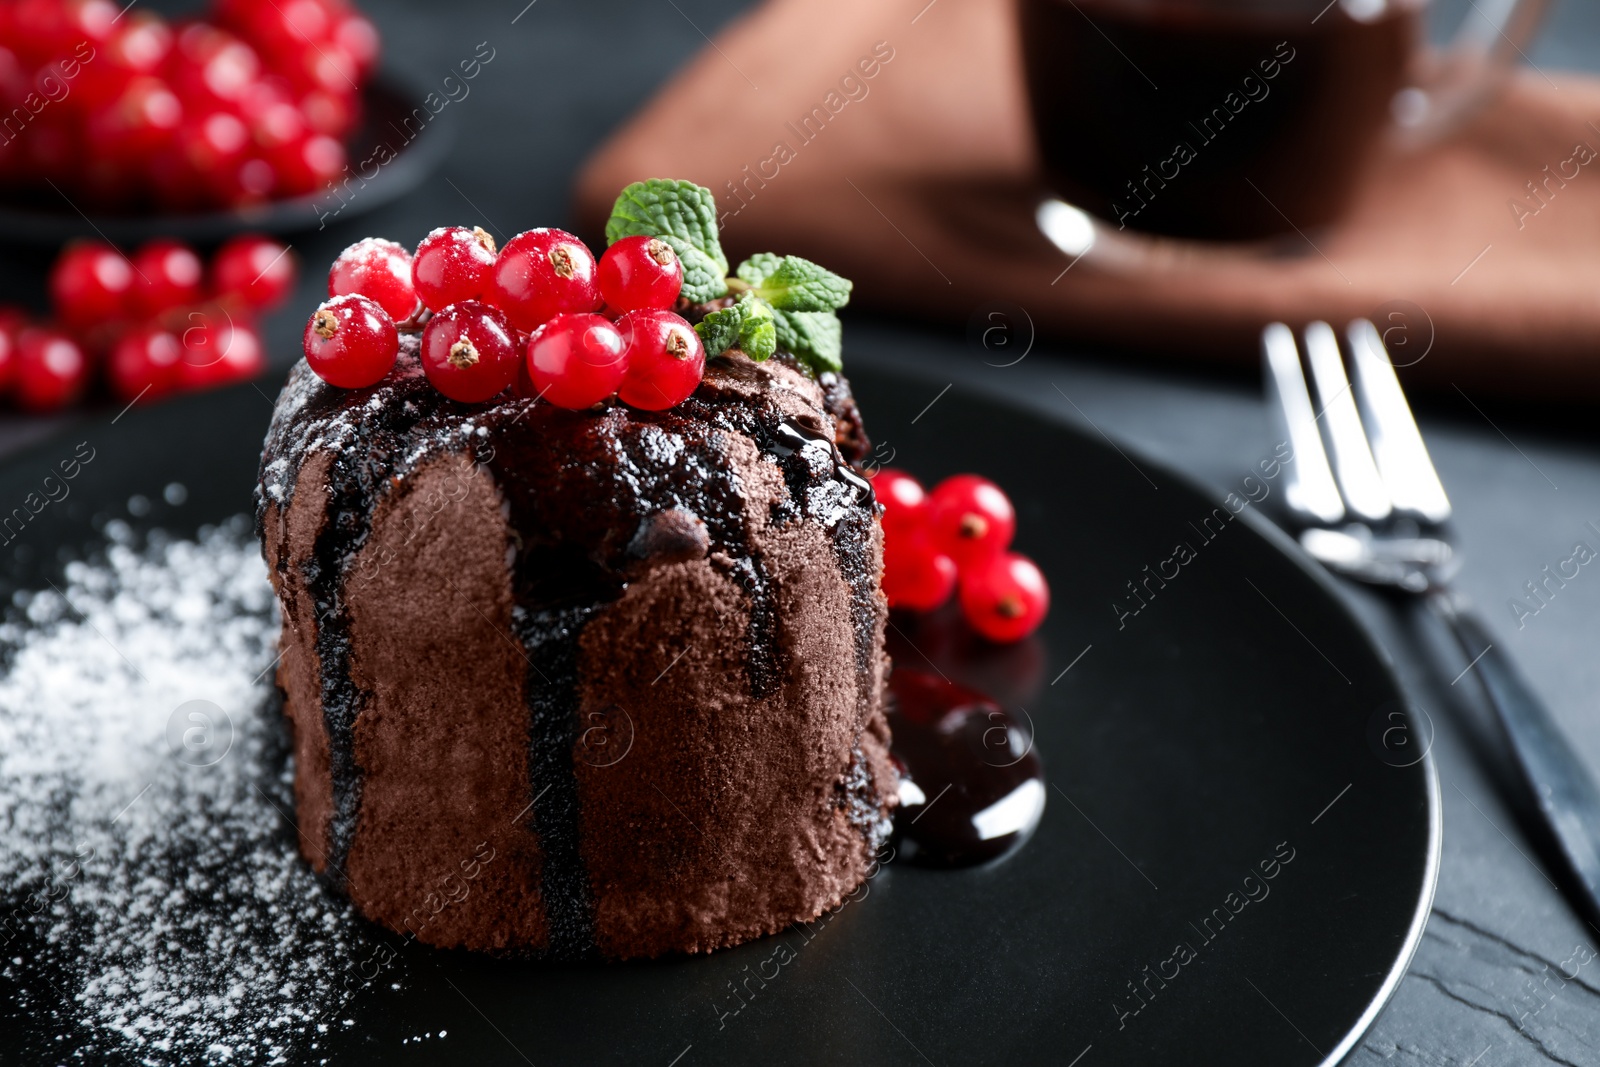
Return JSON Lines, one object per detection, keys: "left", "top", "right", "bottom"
{"left": 0, "top": 518, "right": 385, "bottom": 1064}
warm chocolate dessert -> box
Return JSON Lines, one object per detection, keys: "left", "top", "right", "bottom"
{"left": 256, "top": 338, "right": 894, "bottom": 960}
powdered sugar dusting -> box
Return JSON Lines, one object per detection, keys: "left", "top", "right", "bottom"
{"left": 0, "top": 519, "right": 389, "bottom": 1064}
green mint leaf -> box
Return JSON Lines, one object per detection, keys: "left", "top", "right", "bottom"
{"left": 606, "top": 179, "right": 729, "bottom": 303}
{"left": 772, "top": 308, "right": 842, "bottom": 374}
{"left": 735, "top": 253, "right": 782, "bottom": 286}
{"left": 740, "top": 254, "right": 852, "bottom": 312}
{"left": 738, "top": 298, "right": 776, "bottom": 361}
{"left": 694, "top": 302, "right": 744, "bottom": 357}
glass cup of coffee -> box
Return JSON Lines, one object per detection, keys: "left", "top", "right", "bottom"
{"left": 1018, "top": 0, "right": 1550, "bottom": 241}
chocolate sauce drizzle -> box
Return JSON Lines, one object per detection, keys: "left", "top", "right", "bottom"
{"left": 887, "top": 669, "right": 1046, "bottom": 867}
{"left": 256, "top": 344, "right": 888, "bottom": 956}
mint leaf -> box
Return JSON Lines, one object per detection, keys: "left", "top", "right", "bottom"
{"left": 738, "top": 254, "right": 852, "bottom": 312}
{"left": 694, "top": 301, "right": 744, "bottom": 356}
{"left": 738, "top": 298, "right": 776, "bottom": 361}
{"left": 606, "top": 180, "right": 729, "bottom": 303}
{"left": 772, "top": 308, "right": 842, "bottom": 374}
{"left": 735, "top": 253, "right": 782, "bottom": 286}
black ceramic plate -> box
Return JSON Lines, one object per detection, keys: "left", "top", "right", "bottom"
{"left": 0, "top": 362, "right": 1438, "bottom": 1065}
{"left": 0, "top": 73, "right": 452, "bottom": 247}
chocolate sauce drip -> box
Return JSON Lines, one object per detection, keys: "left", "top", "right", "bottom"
{"left": 513, "top": 602, "right": 600, "bottom": 957}
{"left": 888, "top": 669, "right": 1046, "bottom": 867}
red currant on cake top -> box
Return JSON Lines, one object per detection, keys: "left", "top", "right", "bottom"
{"left": 50, "top": 240, "right": 134, "bottom": 327}
{"left": 420, "top": 301, "right": 519, "bottom": 403}
{"left": 883, "top": 533, "right": 958, "bottom": 612}
{"left": 302, "top": 293, "right": 398, "bottom": 389}
{"left": 413, "top": 226, "right": 498, "bottom": 312}
{"left": 14, "top": 328, "right": 90, "bottom": 412}
{"left": 525, "top": 312, "right": 627, "bottom": 410}
{"left": 329, "top": 237, "right": 418, "bottom": 323}
{"left": 959, "top": 551, "right": 1049, "bottom": 643}
{"left": 597, "top": 236, "right": 683, "bottom": 313}
{"left": 870, "top": 468, "right": 929, "bottom": 541}
{"left": 490, "top": 229, "right": 601, "bottom": 332}
{"left": 130, "top": 239, "right": 204, "bottom": 317}
{"left": 928, "top": 474, "right": 1016, "bottom": 568}
{"left": 212, "top": 234, "right": 295, "bottom": 310}
{"left": 616, "top": 309, "right": 704, "bottom": 411}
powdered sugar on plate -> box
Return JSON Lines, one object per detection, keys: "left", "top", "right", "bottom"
{"left": 0, "top": 518, "right": 392, "bottom": 1065}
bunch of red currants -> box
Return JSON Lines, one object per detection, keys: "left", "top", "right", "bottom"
{"left": 0, "top": 0, "right": 377, "bottom": 210}
{"left": 304, "top": 227, "right": 707, "bottom": 411}
{"left": 873, "top": 469, "right": 1049, "bottom": 643}
{"left": 0, "top": 233, "right": 296, "bottom": 411}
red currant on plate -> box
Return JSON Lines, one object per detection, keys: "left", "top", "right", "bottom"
{"left": 420, "top": 301, "right": 519, "bottom": 403}
{"left": 525, "top": 312, "right": 627, "bottom": 410}
{"left": 883, "top": 533, "right": 958, "bottom": 612}
{"left": 329, "top": 237, "right": 417, "bottom": 323}
{"left": 212, "top": 234, "right": 296, "bottom": 310}
{"left": 178, "top": 319, "right": 265, "bottom": 390}
{"left": 959, "top": 551, "right": 1049, "bottom": 643}
{"left": 413, "top": 226, "right": 497, "bottom": 313}
{"left": 928, "top": 474, "right": 1016, "bottom": 568}
{"left": 109, "top": 325, "right": 183, "bottom": 401}
{"left": 616, "top": 309, "right": 704, "bottom": 410}
{"left": 50, "top": 240, "right": 134, "bottom": 327}
{"left": 0, "top": 321, "right": 16, "bottom": 396}
{"left": 130, "top": 239, "right": 204, "bottom": 318}
{"left": 597, "top": 236, "right": 683, "bottom": 313}
{"left": 870, "top": 468, "right": 928, "bottom": 541}
{"left": 490, "top": 229, "right": 601, "bottom": 332}
{"left": 14, "top": 328, "right": 90, "bottom": 412}
{"left": 302, "top": 294, "right": 399, "bottom": 389}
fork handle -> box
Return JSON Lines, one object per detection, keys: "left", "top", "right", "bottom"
{"left": 1436, "top": 597, "right": 1600, "bottom": 909}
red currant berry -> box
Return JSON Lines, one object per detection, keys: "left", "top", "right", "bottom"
{"left": 870, "top": 468, "right": 928, "bottom": 542}
{"left": 0, "top": 321, "right": 16, "bottom": 397}
{"left": 177, "top": 319, "right": 265, "bottom": 391}
{"left": 525, "top": 313, "right": 627, "bottom": 410}
{"left": 883, "top": 532, "right": 958, "bottom": 612}
{"left": 50, "top": 240, "right": 134, "bottom": 327}
{"left": 959, "top": 552, "right": 1049, "bottom": 643}
{"left": 109, "top": 325, "right": 183, "bottom": 401}
{"left": 130, "top": 239, "right": 204, "bottom": 317}
{"left": 212, "top": 234, "right": 296, "bottom": 310}
{"left": 489, "top": 229, "right": 600, "bottom": 332}
{"left": 597, "top": 236, "right": 683, "bottom": 313}
{"left": 14, "top": 328, "right": 89, "bottom": 411}
{"left": 271, "top": 132, "right": 345, "bottom": 196}
{"left": 928, "top": 474, "right": 1016, "bottom": 569}
{"left": 616, "top": 309, "right": 704, "bottom": 410}
{"left": 302, "top": 294, "right": 398, "bottom": 388}
{"left": 328, "top": 237, "right": 417, "bottom": 323}
{"left": 420, "top": 301, "right": 518, "bottom": 403}
{"left": 413, "top": 226, "right": 497, "bottom": 312}
{"left": 333, "top": 13, "right": 380, "bottom": 80}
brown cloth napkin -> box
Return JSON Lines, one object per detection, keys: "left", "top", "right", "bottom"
{"left": 575, "top": 0, "right": 1600, "bottom": 399}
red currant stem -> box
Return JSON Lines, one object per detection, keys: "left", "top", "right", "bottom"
{"left": 472, "top": 227, "right": 497, "bottom": 255}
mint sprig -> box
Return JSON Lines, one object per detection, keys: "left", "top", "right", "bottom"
{"left": 605, "top": 179, "right": 850, "bottom": 374}
{"left": 735, "top": 254, "right": 851, "bottom": 312}
{"left": 605, "top": 179, "right": 729, "bottom": 304}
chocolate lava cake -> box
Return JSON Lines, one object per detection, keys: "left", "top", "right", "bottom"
{"left": 255, "top": 338, "right": 895, "bottom": 960}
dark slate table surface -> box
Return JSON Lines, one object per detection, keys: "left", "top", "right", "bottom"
{"left": 3, "top": 1, "right": 1599, "bottom": 1063}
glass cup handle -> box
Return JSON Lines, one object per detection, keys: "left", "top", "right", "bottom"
{"left": 1392, "top": 0, "right": 1553, "bottom": 145}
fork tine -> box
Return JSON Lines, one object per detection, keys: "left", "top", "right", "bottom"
{"left": 1262, "top": 323, "right": 1345, "bottom": 525}
{"left": 1304, "top": 321, "right": 1392, "bottom": 523}
{"left": 1345, "top": 320, "right": 1453, "bottom": 524}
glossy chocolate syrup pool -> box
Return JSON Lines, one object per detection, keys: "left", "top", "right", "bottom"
{"left": 887, "top": 667, "right": 1046, "bottom": 867}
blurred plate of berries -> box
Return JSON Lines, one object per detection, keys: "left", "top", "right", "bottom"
{"left": 0, "top": 0, "right": 452, "bottom": 245}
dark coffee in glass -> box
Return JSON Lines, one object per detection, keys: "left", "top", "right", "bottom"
{"left": 1018, "top": 0, "right": 1420, "bottom": 240}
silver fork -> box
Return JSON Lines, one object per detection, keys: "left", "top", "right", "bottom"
{"left": 1264, "top": 319, "right": 1600, "bottom": 919}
